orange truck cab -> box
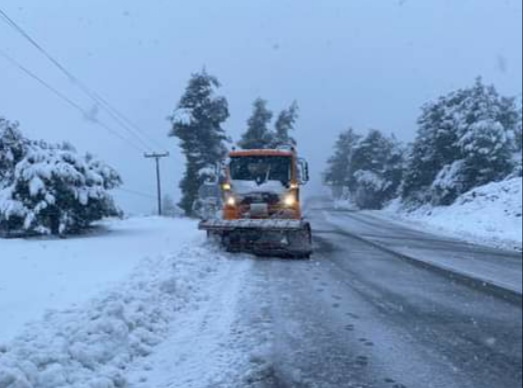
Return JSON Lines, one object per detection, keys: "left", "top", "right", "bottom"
{"left": 220, "top": 148, "right": 308, "bottom": 221}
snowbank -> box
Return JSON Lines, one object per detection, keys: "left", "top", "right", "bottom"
{"left": 333, "top": 199, "right": 357, "bottom": 211}
{"left": 0, "top": 216, "right": 242, "bottom": 387}
{"left": 382, "top": 178, "right": 522, "bottom": 250}
{"left": 0, "top": 217, "right": 198, "bottom": 343}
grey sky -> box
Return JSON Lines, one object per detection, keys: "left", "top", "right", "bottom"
{"left": 1, "top": 0, "right": 521, "bottom": 213}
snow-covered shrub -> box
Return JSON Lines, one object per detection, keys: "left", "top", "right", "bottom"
{"left": 430, "top": 160, "right": 466, "bottom": 205}
{"left": 0, "top": 120, "right": 122, "bottom": 236}
{"left": 457, "top": 119, "right": 513, "bottom": 191}
{"left": 353, "top": 170, "right": 388, "bottom": 209}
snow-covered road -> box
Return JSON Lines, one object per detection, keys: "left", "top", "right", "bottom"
{"left": 1, "top": 208, "right": 522, "bottom": 387}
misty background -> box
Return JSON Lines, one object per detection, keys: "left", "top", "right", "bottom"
{"left": 1, "top": 0, "right": 521, "bottom": 214}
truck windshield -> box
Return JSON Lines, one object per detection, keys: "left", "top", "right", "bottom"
{"left": 229, "top": 156, "right": 291, "bottom": 186}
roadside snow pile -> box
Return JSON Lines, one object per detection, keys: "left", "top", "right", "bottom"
{"left": 333, "top": 198, "right": 357, "bottom": 211}
{"left": 0, "top": 217, "right": 198, "bottom": 343}
{"left": 0, "top": 244, "right": 224, "bottom": 388}
{"left": 384, "top": 177, "right": 522, "bottom": 250}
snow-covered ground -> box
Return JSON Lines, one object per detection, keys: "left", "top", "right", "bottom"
{"left": 333, "top": 198, "right": 357, "bottom": 211}
{"left": 0, "top": 217, "right": 198, "bottom": 344}
{"left": 0, "top": 217, "right": 258, "bottom": 387}
{"left": 378, "top": 178, "right": 523, "bottom": 251}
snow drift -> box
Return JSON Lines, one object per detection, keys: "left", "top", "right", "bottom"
{"left": 0, "top": 226, "right": 228, "bottom": 388}
{"left": 384, "top": 177, "right": 522, "bottom": 250}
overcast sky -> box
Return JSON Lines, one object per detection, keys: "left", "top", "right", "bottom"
{"left": 1, "top": 0, "right": 521, "bottom": 213}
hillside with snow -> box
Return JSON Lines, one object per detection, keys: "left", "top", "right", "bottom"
{"left": 380, "top": 177, "right": 522, "bottom": 250}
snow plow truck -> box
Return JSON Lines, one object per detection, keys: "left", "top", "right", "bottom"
{"left": 198, "top": 147, "right": 312, "bottom": 258}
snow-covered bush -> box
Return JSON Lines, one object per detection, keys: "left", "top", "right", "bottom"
{"left": 0, "top": 120, "right": 122, "bottom": 236}
{"left": 353, "top": 170, "right": 388, "bottom": 209}
{"left": 430, "top": 160, "right": 466, "bottom": 205}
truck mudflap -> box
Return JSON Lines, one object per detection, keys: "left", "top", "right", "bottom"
{"left": 199, "top": 219, "right": 313, "bottom": 258}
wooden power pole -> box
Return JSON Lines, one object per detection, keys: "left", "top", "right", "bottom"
{"left": 144, "top": 152, "right": 170, "bottom": 215}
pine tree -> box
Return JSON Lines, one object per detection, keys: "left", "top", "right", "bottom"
{"left": 454, "top": 79, "right": 514, "bottom": 193}
{"left": 382, "top": 135, "right": 406, "bottom": 201}
{"left": 238, "top": 98, "right": 274, "bottom": 149}
{"left": 350, "top": 129, "right": 404, "bottom": 209}
{"left": 402, "top": 78, "right": 518, "bottom": 205}
{"left": 169, "top": 71, "right": 230, "bottom": 215}
{"left": 324, "top": 128, "right": 404, "bottom": 207}
{"left": 401, "top": 90, "right": 464, "bottom": 202}
{"left": 0, "top": 118, "right": 26, "bottom": 187}
{"left": 273, "top": 101, "right": 299, "bottom": 148}
{"left": 324, "top": 129, "right": 361, "bottom": 197}
{"left": 512, "top": 96, "right": 523, "bottom": 152}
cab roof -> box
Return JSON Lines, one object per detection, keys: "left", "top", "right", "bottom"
{"left": 229, "top": 149, "right": 295, "bottom": 158}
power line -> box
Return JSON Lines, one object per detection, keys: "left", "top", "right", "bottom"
{"left": 115, "top": 187, "right": 157, "bottom": 199}
{"left": 87, "top": 91, "right": 168, "bottom": 152}
{"left": 0, "top": 7, "right": 167, "bottom": 153}
{"left": 0, "top": 48, "right": 145, "bottom": 153}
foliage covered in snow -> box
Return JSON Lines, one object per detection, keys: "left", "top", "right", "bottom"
{"left": 170, "top": 108, "right": 195, "bottom": 126}
{"left": 402, "top": 78, "right": 520, "bottom": 205}
{"left": 169, "top": 71, "right": 230, "bottom": 215}
{"left": 0, "top": 118, "right": 122, "bottom": 236}
{"left": 324, "top": 128, "right": 405, "bottom": 209}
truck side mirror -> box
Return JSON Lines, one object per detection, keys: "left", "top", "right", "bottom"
{"left": 298, "top": 158, "right": 310, "bottom": 185}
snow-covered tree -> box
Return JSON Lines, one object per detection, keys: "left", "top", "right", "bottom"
{"left": 350, "top": 130, "right": 405, "bottom": 209}
{"left": 169, "top": 70, "right": 230, "bottom": 215}
{"left": 323, "top": 128, "right": 361, "bottom": 196}
{"left": 401, "top": 90, "right": 464, "bottom": 202}
{"left": 238, "top": 98, "right": 274, "bottom": 149}
{"left": 325, "top": 128, "right": 404, "bottom": 208}
{"left": 402, "top": 78, "right": 518, "bottom": 205}
{"left": 0, "top": 130, "right": 122, "bottom": 235}
{"left": 272, "top": 101, "right": 299, "bottom": 148}
{"left": 455, "top": 80, "right": 514, "bottom": 191}
{"left": 0, "top": 118, "right": 26, "bottom": 187}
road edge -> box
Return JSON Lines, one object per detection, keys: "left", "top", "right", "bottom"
{"left": 330, "top": 226, "right": 523, "bottom": 306}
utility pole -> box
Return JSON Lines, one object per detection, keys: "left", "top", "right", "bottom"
{"left": 144, "top": 152, "right": 170, "bottom": 215}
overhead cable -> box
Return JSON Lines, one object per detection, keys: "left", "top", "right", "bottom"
{"left": 0, "top": 48, "right": 146, "bottom": 153}
{"left": 0, "top": 7, "right": 167, "bottom": 153}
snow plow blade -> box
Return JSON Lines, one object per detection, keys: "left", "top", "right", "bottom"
{"left": 199, "top": 219, "right": 312, "bottom": 258}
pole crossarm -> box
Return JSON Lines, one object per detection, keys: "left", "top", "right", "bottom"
{"left": 144, "top": 152, "right": 170, "bottom": 159}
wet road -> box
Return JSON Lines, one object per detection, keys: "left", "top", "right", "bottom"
{"left": 237, "top": 206, "right": 523, "bottom": 388}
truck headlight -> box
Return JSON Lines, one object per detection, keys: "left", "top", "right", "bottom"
{"left": 226, "top": 196, "right": 236, "bottom": 207}
{"left": 283, "top": 194, "right": 296, "bottom": 207}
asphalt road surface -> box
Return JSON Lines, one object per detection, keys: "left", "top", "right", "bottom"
{"left": 230, "top": 203, "right": 523, "bottom": 388}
